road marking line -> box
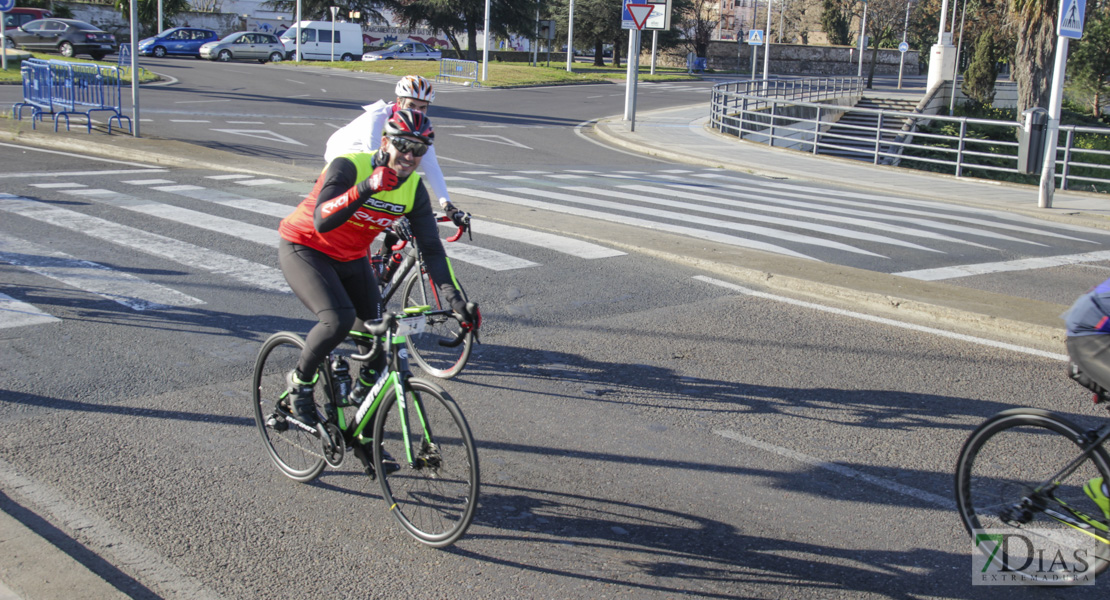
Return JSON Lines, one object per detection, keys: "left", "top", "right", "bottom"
{"left": 445, "top": 244, "right": 537, "bottom": 271}
{"left": 694, "top": 275, "right": 1068, "bottom": 361}
{"left": 65, "top": 189, "right": 278, "bottom": 248}
{"left": 170, "top": 119, "right": 211, "bottom": 123}
{"left": 452, "top": 187, "right": 815, "bottom": 260}
{"left": 0, "top": 292, "right": 60, "bottom": 329}
{"left": 505, "top": 185, "right": 881, "bottom": 257}
{"left": 714, "top": 429, "right": 954, "bottom": 509}
{"left": 151, "top": 185, "right": 204, "bottom": 192}
{"left": 205, "top": 174, "right": 254, "bottom": 180}
{"left": 0, "top": 456, "right": 224, "bottom": 600}
{"left": 0, "top": 235, "right": 204, "bottom": 311}
{"left": 0, "top": 142, "right": 159, "bottom": 168}
{"left": 0, "top": 169, "right": 167, "bottom": 179}
{"left": 122, "top": 179, "right": 175, "bottom": 185}
{"left": 445, "top": 221, "right": 625, "bottom": 259}
{"left": 0, "top": 194, "right": 289, "bottom": 293}
{"left": 607, "top": 184, "right": 936, "bottom": 252}
{"left": 235, "top": 179, "right": 284, "bottom": 186}
{"left": 29, "top": 182, "right": 86, "bottom": 189}
{"left": 895, "top": 250, "right": 1110, "bottom": 280}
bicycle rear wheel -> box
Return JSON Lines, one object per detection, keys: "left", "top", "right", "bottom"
{"left": 955, "top": 408, "right": 1110, "bottom": 579}
{"left": 401, "top": 268, "right": 473, "bottom": 379}
{"left": 252, "top": 332, "right": 326, "bottom": 482}
{"left": 373, "top": 378, "right": 479, "bottom": 547}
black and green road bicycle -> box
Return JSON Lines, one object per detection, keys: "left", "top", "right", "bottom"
{"left": 373, "top": 214, "right": 476, "bottom": 379}
{"left": 251, "top": 307, "right": 480, "bottom": 548}
{"left": 955, "top": 376, "right": 1110, "bottom": 579}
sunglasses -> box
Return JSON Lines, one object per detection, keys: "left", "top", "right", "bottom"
{"left": 388, "top": 136, "right": 429, "bottom": 157}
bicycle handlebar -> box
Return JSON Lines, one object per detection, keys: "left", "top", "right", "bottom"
{"left": 437, "top": 213, "right": 471, "bottom": 243}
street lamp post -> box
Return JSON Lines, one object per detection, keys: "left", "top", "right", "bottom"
{"left": 898, "top": 0, "right": 911, "bottom": 88}
{"left": 566, "top": 0, "right": 575, "bottom": 72}
{"left": 857, "top": 0, "right": 868, "bottom": 77}
{"left": 329, "top": 6, "right": 339, "bottom": 61}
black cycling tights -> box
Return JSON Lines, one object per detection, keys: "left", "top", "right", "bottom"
{"left": 279, "top": 240, "right": 385, "bottom": 378}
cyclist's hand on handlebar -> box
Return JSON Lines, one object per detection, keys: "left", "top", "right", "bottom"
{"left": 451, "top": 299, "right": 481, "bottom": 331}
{"left": 356, "top": 166, "right": 399, "bottom": 199}
{"left": 444, "top": 203, "right": 469, "bottom": 229}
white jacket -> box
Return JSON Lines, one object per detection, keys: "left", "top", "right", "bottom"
{"left": 324, "top": 100, "right": 451, "bottom": 208}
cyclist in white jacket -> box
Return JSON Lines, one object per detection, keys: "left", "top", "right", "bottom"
{"left": 325, "top": 75, "right": 457, "bottom": 215}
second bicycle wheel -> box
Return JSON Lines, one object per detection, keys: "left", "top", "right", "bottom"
{"left": 251, "top": 332, "right": 326, "bottom": 482}
{"left": 373, "top": 378, "right": 479, "bottom": 547}
{"left": 401, "top": 268, "right": 473, "bottom": 379}
{"left": 955, "top": 408, "right": 1110, "bottom": 579}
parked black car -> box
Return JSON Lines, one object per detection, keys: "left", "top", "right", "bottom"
{"left": 6, "top": 18, "right": 117, "bottom": 60}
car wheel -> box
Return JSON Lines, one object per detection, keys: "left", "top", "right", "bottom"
{"left": 340, "top": 53, "right": 353, "bottom": 62}
{"left": 3, "top": 37, "right": 16, "bottom": 50}
{"left": 90, "top": 52, "right": 107, "bottom": 61}
{"left": 269, "top": 52, "right": 283, "bottom": 63}
{"left": 59, "top": 41, "right": 74, "bottom": 57}
{"left": 217, "top": 49, "right": 232, "bottom": 62}
{"left": 153, "top": 46, "right": 167, "bottom": 58}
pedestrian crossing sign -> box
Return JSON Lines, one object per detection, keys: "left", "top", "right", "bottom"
{"left": 1058, "top": 0, "right": 1086, "bottom": 39}
{"left": 748, "top": 29, "right": 763, "bottom": 45}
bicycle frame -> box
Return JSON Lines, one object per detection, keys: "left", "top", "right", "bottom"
{"left": 341, "top": 308, "right": 433, "bottom": 467}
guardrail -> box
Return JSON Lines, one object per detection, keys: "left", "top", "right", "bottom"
{"left": 435, "top": 58, "right": 481, "bottom": 88}
{"left": 12, "top": 59, "right": 132, "bottom": 134}
{"left": 709, "top": 78, "right": 1110, "bottom": 193}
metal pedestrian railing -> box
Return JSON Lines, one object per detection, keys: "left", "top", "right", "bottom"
{"left": 13, "top": 58, "right": 132, "bottom": 134}
{"left": 709, "top": 78, "right": 1110, "bottom": 193}
{"left": 435, "top": 58, "right": 481, "bottom": 88}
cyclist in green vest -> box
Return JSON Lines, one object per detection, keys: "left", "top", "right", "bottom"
{"left": 277, "top": 109, "right": 478, "bottom": 425}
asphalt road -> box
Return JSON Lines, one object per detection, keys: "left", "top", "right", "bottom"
{"left": 1, "top": 61, "right": 1108, "bottom": 598}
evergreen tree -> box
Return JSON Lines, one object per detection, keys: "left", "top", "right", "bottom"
{"left": 1067, "top": 1, "right": 1110, "bottom": 116}
{"left": 820, "top": 0, "right": 853, "bottom": 45}
{"left": 962, "top": 28, "right": 999, "bottom": 106}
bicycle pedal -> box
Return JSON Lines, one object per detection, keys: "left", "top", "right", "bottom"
{"left": 265, "top": 413, "right": 289, "bottom": 432}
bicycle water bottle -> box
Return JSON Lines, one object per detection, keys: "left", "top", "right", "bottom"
{"left": 382, "top": 252, "right": 403, "bottom": 283}
{"left": 331, "top": 356, "right": 352, "bottom": 406}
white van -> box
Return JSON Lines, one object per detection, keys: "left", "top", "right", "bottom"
{"left": 281, "top": 21, "right": 363, "bottom": 61}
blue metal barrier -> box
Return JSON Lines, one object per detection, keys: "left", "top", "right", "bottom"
{"left": 13, "top": 59, "right": 132, "bottom": 134}
{"left": 435, "top": 58, "right": 481, "bottom": 88}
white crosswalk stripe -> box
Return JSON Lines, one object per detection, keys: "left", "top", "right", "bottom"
{"left": 0, "top": 292, "right": 59, "bottom": 329}
{"left": 63, "top": 189, "right": 280, "bottom": 248}
{"left": 447, "top": 221, "right": 625, "bottom": 259}
{"left": 0, "top": 234, "right": 204, "bottom": 311}
{"left": 0, "top": 194, "right": 290, "bottom": 293}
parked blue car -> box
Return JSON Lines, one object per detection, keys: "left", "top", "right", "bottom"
{"left": 138, "top": 27, "right": 219, "bottom": 58}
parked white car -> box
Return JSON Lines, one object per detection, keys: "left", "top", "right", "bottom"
{"left": 362, "top": 42, "right": 441, "bottom": 61}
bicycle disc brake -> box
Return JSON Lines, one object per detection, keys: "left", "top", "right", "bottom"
{"left": 322, "top": 423, "right": 345, "bottom": 468}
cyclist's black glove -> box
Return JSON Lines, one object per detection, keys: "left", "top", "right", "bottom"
{"left": 444, "top": 203, "right": 469, "bottom": 229}
{"left": 450, "top": 298, "right": 481, "bottom": 331}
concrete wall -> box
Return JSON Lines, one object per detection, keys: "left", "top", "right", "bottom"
{"left": 60, "top": 2, "right": 245, "bottom": 40}
{"left": 650, "top": 41, "right": 922, "bottom": 76}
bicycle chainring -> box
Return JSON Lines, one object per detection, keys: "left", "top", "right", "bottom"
{"left": 322, "top": 423, "right": 345, "bottom": 468}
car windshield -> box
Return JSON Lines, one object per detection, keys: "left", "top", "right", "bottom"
{"left": 280, "top": 28, "right": 297, "bottom": 40}
{"left": 382, "top": 44, "right": 404, "bottom": 53}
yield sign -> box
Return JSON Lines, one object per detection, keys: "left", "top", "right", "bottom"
{"left": 627, "top": 4, "right": 653, "bottom": 30}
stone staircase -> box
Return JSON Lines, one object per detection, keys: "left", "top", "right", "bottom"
{"left": 816, "top": 96, "right": 921, "bottom": 162}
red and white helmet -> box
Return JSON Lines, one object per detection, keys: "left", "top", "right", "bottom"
{"left": 394, "top": 75, "right": 435, "bottom": 103}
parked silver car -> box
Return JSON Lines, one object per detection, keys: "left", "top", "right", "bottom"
{"left": 199, "top": 32, "right": 285, "bottom": 63}
{"left": 362, "top": 42, "right": 441, "bottom": 61}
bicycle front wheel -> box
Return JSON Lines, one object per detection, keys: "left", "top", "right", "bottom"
{"left": 401, "top": 269, "right": 473, "bottom": 379}
{"left": 373, "top": 378, "right": 479, "bottom": 547}
{"left": 955, "top": 408, "right": 1110, "bottom": 579}
{"left": 252, "top": 332, "right": 326, "bottom": 482}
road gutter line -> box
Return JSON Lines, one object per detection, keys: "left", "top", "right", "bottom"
{"left": 694, "top": 275, "right": 1069, "bottom": 361}
{"left": 714, "top": 429, "right": 954, "bottom": 509}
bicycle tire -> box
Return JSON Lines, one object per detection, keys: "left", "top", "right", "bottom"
{"left": 251, "top": 332, "right": 326, "bottom": 482}
{"left": 372, "top": 377, "right": 479, "bottom": 547}
{"left": 400, "top": 268, "right": 473, "bottom": 379}
{"left": 955, "top": 408, "right": 1110, "bottom": 579}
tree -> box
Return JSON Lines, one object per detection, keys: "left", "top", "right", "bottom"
{"left": 1010, "top": 0, "right": 1057, "bottom": 114}
{"left": 383, "top": 0, "right": 538, "bottom": 62}
{"left": 548, "top": 0, "right": 623, "bottom": 66}
{"left": 820, "top": 0, "right": 854, "bottom": 45}
{"left": 962, "top": 28, "right": 999, "bottom": 106}
{"left": 261, "top": 0, "right": 389, "bottom": 27}
{"left": 1067, "top": 1, "right": 1110, "bottom": 116}
{"left": 114, "top": 0, "right": 192, "bottom": 34}
{"left": 677, "top": 0, "right": 717, "bottom": 58}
